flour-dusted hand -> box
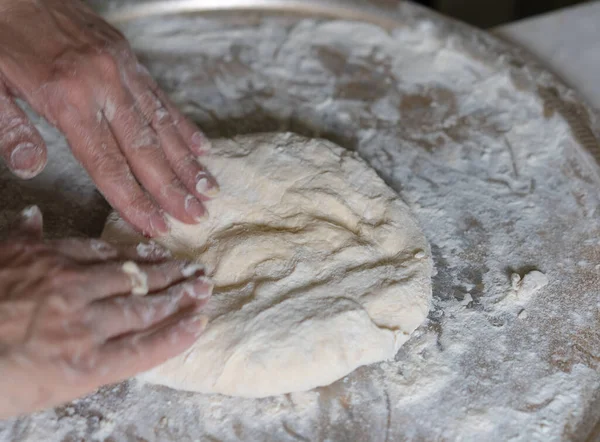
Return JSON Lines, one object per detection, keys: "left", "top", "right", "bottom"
{"left": 0, "top": 206, "right": 213, "bottom": 418}
{"left": 0, "top": 0, "right": 219, "bottom": 236}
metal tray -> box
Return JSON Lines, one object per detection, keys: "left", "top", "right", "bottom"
{"left": 1, "top": 1, "right": 599, "bottom": 441}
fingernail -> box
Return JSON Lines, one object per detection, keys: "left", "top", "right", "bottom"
{"left": 20, "top": 205, "right": 41, "bottom": 221}
{"left": 149, "top": 212, "right": 170, "bottom": 236}
{"left": 184, "top": 195, "right": 207, "bottom": 222}
{"left": 195, "top": 173, "right": 220, "bottom": 198}
{"left": 181, "top": 262, "right": 204, "bottom": 277}
{"left": 192, "top": 276, "right": 214, "bottom": 299}
{"left": 90, "top": 239, "right": 118, "bottom": 257}
{"left": 191, "top": 132, "right": 211, "bottom": 152}
{"left": 180, "top": 314, "right": 209, "bottom": 335}
{"left": 11, "top": 143, "right": 45, "bottom": 179}
{"left": 137, "top": 241, "right": 172, "bottom": 259}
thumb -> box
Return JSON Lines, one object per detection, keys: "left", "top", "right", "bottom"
{"left": 15, "top": 205, "right": 44, "bottom": 240}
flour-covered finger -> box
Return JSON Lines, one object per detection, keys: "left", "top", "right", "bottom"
{"left": 144, "top": 92, "right": 219, "bottom": 201}
{"left": 69, "top": 259, "right": 205, "bottom": 303}
{"left": 128, "top": 63, "right": 211, "bottom": 156}
{"left": 154, "top": 87, "right": 212, "bottom": 155}
{"left": 115, "top": 241, "right": 173, "bottom": 262}
{"left": 120, "top": 74, "right": 218, "bottom": 202}
{"left": 88, "top": 275, "right": 213, "bottom": 339}
{"left": 57, "top": 108, "right": 168, "bottom": 237}
{"left": 97, "top": 308, "right": 209, "bottom": 382}
{"left": 98, "top": 86, "right": 206, "bottom": 224}
{"left": 51, "top": 238, "right": 171, "bottom": 264}
{"left": 49, "top": 238, "right": 119, "bottom": 262}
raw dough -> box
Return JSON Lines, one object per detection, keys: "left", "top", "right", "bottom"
{"left": 102, "top": 133, "right": 433, "bottom": 398}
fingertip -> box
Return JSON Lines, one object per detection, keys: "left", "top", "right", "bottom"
{"left": 190, "top": 132, "right": 212, "bottom": 155}
{"left": 10, "top": 142, "right": 47, "bottom": 180}
{"left": 21, "top": 205, "right": 42, "bottom": 222}
{"left": 18, "top": 205, "right": 43, "bottom": 238}
{"left": 144, "top": 212, "right": 170, "bottom": 238}
{"left": 193, "top": 276, "right": 214, "bottom": 300}
{"left": 184, "top": 195, "right": 207, "bottom": 222}
{"left": 89, "top": 239, "right": 119, "bottom": 258}
{"left": 135, "top": 241, "right": 172, "bottom": 260}
{"left": 178, "top": 312, "right": 210, "bottom": 336}
{"left": 195, "top": 171, "right": 220, "bottom": 199}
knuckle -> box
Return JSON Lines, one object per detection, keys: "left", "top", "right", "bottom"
{"left": 92, "top": 52, "right": 122, "bottom": 82}
{"left": 126, "top": 191, "right": 153, "bottom": 213}
{"left": 49, "top": 80, "right": 91, "bottom": 120}
{"left": 46, "top": 53, "right": 78, "bottom": 83}
{"left": 47, "top": 267, "right": 83, "bottom": 293}
{"left": 0, "top": 117, "right": 34, "bottom": 145}
{"left": 62, "top": 348, "right": 98, "bottom": 378}
{"left": 152, "top": 106, "right": 172, "bottom": 127}
{"left": 129, "top": 301, "right": 156, "bottom": 327}
{"left": 173, "top": 153, "right": 197, "bottom": 176}
{"left": 138, "top": 90, "right": 161, "bottom": 114}
{"left": 160, "top": 177, "right": 187, "bottom": 200}
{"left": 87, "top": 149, "right": 129, "bottom": 178}
{"left": 130, "top": 126, "right": 159, "bottom": 150}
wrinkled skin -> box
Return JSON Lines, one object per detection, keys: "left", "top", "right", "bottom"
{"left": 0, "top": 206, "right": 213, "bottom": 419}
{"left": 0, "top": 0, "right": 219, "bottom": 236}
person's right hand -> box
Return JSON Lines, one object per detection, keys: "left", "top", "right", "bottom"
{"left": 0, "top": 206, "right": 213, "bottom": 419}
{"left": 0, "top": 0, "right": 220, "bottom": 237}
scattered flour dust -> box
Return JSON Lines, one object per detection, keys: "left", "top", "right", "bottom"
{"left": 1, "top": 4, "right": 599, "bottom": 442}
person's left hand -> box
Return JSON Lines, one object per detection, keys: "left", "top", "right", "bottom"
{"left": 0, "top": 206, "right": 213, "bottom": 418}
{"left": 0, "top": 0, "right": 219, "bottom": 237}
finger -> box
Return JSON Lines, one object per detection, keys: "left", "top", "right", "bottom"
{"left": 96, "top": 307, "right": 208, "bottom": 383}
{"left": 0, "top": 88, "right": 47, "bottom": 179}
{"left": 50, "top": 238, "right": 173, "bottom": 264}
{"left": 87, "top": 274, "right": 213, "bottom": 339}
{"left": 71, "top": 260, "right": 206, "bottom": 303}
{"left": 56, "top": 106, "right": 169, "bottom": 237}
{"left": 155, "top": 86, "right": 212, "bottom": 155}
{"left": 49, "top": 238, "right": 118, "bottom": 263}
{"left": 115, "top": 241, "right": 173, "bottom": 262}
{"left": 131, "top": 62, "right": 212, "bottom": 156}
{"left": 97, "top": 87, "right": 207, "bottom": 223}
{"left": 129, "top": 86, "right": 219, "bottom": 201}
{"left": 15, "top": 205, "right": 43, "bottom": 240}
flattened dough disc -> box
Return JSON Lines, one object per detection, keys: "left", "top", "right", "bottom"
{"left": 102, "top": 132, "right": 433, "bottom": 397}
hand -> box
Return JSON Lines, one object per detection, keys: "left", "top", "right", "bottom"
{"left": 0, "top": 0, "right": 219, "bottom": 236}
{"left": 0, "top": 206, "right": 213, "bottom": 419}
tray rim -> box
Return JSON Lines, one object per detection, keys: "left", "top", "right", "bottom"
{"left": 106, "top": 0, "right": 402, "bottom": 28}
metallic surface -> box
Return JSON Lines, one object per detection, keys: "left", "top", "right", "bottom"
{"left": 0, "top": 0, "right": 599, "bottom": 440}
{"left": 106, "top": 0, "right": 401, "bottom": 28}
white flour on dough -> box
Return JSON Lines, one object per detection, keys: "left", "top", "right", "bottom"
{"left": 102, "top": 132, "right": 433, "bottom": 397}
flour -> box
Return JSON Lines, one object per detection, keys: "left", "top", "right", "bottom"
{"left": 103, "top": 133, "right": 433, "bottom": 397}
{"left": 0, "top": 2, "right": 599, "bottom": 441}
{"left": 121, "top": 261, "right": 149, "bottom": 296}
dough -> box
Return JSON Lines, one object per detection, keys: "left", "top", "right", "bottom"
{"left": 102, "top": 133, "right": 433, "bottom": 398}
